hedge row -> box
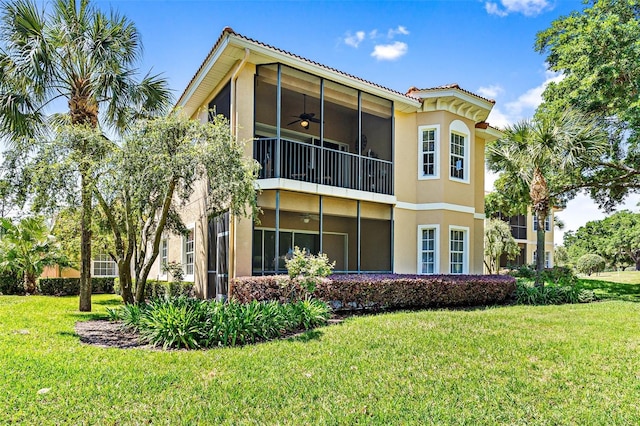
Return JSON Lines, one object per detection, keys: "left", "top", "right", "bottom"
{"left": 231, "top": 274, "right": 517, "bottom": 311}
{"left": 0, "top": 274, "right": 24, "bottom": 295}
{"left": 113, "top": 278, "right": 195, "bottom": 299}
{"left": 39, "top": 277, "right": 116, "bottom": 296}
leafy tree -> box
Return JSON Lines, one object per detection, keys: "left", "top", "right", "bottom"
{"left": 484, "top": 218, "right": 520, "bottom": 274}
{"left": 576, "top": 253, "right": 606, "bottom": 276}
{"left": 95, "top": 113, "right": 259, "bottom": 304}
{"left": 536, "top": 0, "right": 640, "bottom": 209}
{"left": 484, "top": 191, "right": 527, "bottom": 218}
{"left": 554, "top": 245, "right": 569, "bottom": 267}
{"left": 0, "top": 216, "right": 69, "bottom": 294}
{"left": 0, "top": 0, "right": 170, "bottom": 311}
{"left": 487, "top": 109, "right": 607, "bottom": 285}
{"left": 564, "top": 211, "right": 640, "bottom": 270}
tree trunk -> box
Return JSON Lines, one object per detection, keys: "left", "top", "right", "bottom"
{"left": 71, "top": 95, "right": 98, "bottom": 312}
{"left": 118, "top": 262, "right": 134, "bottom": 305}
{"left": 24, "top": 271, "right": 37, "bottom": 295}
{"left": 636, "top": 257, "right": 640, "bottom": 271}
{"left": 530, "top": 167, "right": 549, "bottom": 288}
{"left": 535, "top": 223, "right": 545, "bottom": 287}
{"left": 79, "top": 168, "right": 92, "bottom": 312}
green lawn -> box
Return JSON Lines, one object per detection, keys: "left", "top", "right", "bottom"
{"left": 2, "top": 295, "right": 640, "bottom": 424}
{"left": 580, "top": 270, "right": 640, "bottom": 301}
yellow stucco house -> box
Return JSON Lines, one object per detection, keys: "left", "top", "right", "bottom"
{"left": 156, "top": 28, "right": 502, "bottom": 299}
{"left": 496, "top": 209, "right": 559, "bottom": 269}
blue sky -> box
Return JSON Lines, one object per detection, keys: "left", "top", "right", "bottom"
{"left": 89, "top": 0, "right": 640, "bottom": 242}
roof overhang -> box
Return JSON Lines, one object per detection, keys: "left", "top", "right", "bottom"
{"left": 177, "top": 30, "right": 422, "bottom": 118}
{"left": 475, "top": 123, "right": 503, "bottom": 143}
{"left": 411, "top": 87, "right": 495, "bottom": 123}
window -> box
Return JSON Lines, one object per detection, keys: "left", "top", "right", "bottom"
{"left": 418, "top": 125, "right": 439, "bottom": 179}
{"left": 161, "top": 239, "right": 168, "bottom": 266}
{"left": 418, "top": 225, "right": 439, "bottom": 274}
{"left": 533, "top": 250, "right": 552, "bottom": 268}
{"left": 183, "top": 229, "right": 194, "bottom": 278}
{"left": 533, "top": 215, "right": 551, "bottom": 231}
{"left": 449, "top": 120, "right": 470, "bottom": 183}
{"left": 449, "top": 227, "right": 468, "bottom": 274}
{"left": 159, "top": 238, "right": 168, "bottom": 277}
{"left": 92, "top": 252, "right": 117, "bottom": 277}
{"left": 450, "top": 133, "right": 466, "bottom": 180}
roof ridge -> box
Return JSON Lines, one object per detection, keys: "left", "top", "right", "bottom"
{"left": 407, "top": 84, "right": 496, "bottom": 104}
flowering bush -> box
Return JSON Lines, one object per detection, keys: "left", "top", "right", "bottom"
{"left": 285, "top": 246, "right": 335, "bottom": 295}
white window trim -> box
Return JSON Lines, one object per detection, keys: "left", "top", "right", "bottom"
{"left": 183, "top": 224, "right": 195, "bottom": 282}
{"left": 533, "top": 215, "right": 551, "bottom": 232}
{"left": 418, "top": 124, "right": 440, "bottom": 180}
{"left": 417, "top": 224, "right": 440, "bottom": 274}
{"left": 91, "top": 252, "right": 117, "bottom": 277}
{"left": 448, "top": 120, "right": 470, "bottom": 184}
{"left": 449, "top": 225, "right": 470, "bottom": 274}
{"left": 533, "top": 250, "right": 552, "bottom": 268}
{"left": 159, "top": 237, "right": 168, "bottom": 280}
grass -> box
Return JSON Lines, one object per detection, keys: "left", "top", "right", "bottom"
{"left": 2, "top": 295, "right": 640, "bottom": 424}
{"left": 579, "top": 270, "right": 640, "bottom": 301}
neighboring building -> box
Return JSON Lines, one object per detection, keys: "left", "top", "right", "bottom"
{"left": 41, "top": 250, "right": 118, "bottom": 279}
{"left": 160, "top": 28, "right": 502, "bottom": 298}
{"left": 495, "top": 209, "right": 558, "bottom": 269}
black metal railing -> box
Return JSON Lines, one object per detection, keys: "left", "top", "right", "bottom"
{"left": 254, "top": 137, "right": 393, "bottom": 195}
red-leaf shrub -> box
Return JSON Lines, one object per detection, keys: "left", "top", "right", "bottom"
{"left": 231, "top": 274, "right": 516, "bottom": 311}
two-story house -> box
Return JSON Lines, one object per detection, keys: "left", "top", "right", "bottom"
{"left": 495, "top": 209, "right": 559, "bottom": 269}
{"left": 157, "top": 28, "right": 501, "bottom": 299}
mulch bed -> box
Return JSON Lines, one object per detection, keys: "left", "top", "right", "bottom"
{"left": 75, "top": 320, "right": 153, "bottom": 349}
{"left": 75, "top": 317, "right": 346, "bottom": 350}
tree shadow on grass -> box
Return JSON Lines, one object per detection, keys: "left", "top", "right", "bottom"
{"left": 93, "top": 297, "right": 123, "bottom": 306}
{"left": 66, "top": 312, "right": 108, "bottom": 321}
{"left": 581, "top": 279, "right": 640, "bottom": 302}
{"left": 286, "top": 329, "right": 323, "bottom": 343}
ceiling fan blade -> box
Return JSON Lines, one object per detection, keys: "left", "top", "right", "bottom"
{"left": 307, "top": 113, "right": 315, "bottom": 118}
{"left": 287, "top": 119, "right": 301, "bottom": 125}
{"left": 309, "top": 117, "right": 321, "bottom": 123}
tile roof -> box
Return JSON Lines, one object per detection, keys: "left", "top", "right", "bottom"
{"left": 177, "top": 28, "right": 495, "bottom": 113}
{"left": 177, "top": 27, "right": 422, "bottom": 107}
{"left": 407, "top": 84, "right": 496, "bottom": 104}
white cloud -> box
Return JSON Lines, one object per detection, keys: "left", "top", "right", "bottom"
{"left": 485, "top": 0, "right": 552, "bottom": 17}
{"left": 388, "top": 25, "right": 409, "bottom": 38}
{"left": 371, "top": 41, "right": 408, "bottom": 61}
{"left": 486, "top": 70, "right": 563, "bottom": 128}
{"left": 477, "top": 84, "right": 504, "bottom": 99}
{"left": 485, "top": 2, "right": 508, "bottom": 17}
{"left": 344, "top": 31, "right": 365, "bottom": 48}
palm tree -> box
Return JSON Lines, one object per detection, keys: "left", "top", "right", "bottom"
{"left": 0, "top": 0, "right": 171, "bottom": 311}
{"left": 0, "top": 216, "right": 70, "bottom": 294}
{"left": 487, "top": 109, "right": 606, "bottom": 286}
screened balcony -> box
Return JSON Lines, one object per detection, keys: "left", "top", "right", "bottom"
{"left": 254, "top": 63, "right": 394, "bottom": 196}
{"left": 253, "top": 137, "right": 392, "bottom": 195}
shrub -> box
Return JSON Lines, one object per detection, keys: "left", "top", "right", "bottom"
{"left": 139, "top": 297, "right": 207, "bottom": 349}
{"left": 515, "top": 280, "right": 596, "bottom": 305}
{"left": 232, "top": 274, "right": 516, "bottom": 311}
{"left": 113, "top": 278, "right": 194, "bottom": 299}
{"left": 0, "top": 273, "right": 24, "bottom": 295}
{"left": 576, "top": 254, "right": 606, "bottom": 276}
{"left": 110, "top": 297, "right": 330, "bottom": 349}
{"left": 285, "top": 247, "right": 335, "bottom": 295}
{"left": 540, "top": 266, "right": 578, "bottom": 285}
{"left": 38, "top": 277, "right": 115, "bottom": 296}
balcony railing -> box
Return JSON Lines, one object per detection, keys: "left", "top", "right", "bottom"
{"left": 254, "top": 137, "right": 393, "bottom": 195}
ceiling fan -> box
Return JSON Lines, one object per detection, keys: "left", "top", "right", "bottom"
{"left": 288, "top": 94, "right": 320, "bottom": 129}
{"left": 300, "top": 213, "right": 319, "bottom": 223}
